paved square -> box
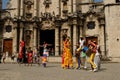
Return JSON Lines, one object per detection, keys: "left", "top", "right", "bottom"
{"left": 0, "top": 62, "right": 120, "bottom": 80}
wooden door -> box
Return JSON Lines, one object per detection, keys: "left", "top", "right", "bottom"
{"left": 3, "top": 39, "right": 13, "bottom": 56}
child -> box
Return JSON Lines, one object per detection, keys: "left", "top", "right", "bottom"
{"left": 75, "top": 44, "right": 81, "bottom": 69}
{"left": 42, "top": 54, "right": 47, "bottom": 67}
{"left": 27, "top": 50, "right": 33, "bottom": 66}
{"left": 37, "top": 55, "right": 41, "bottom": 66}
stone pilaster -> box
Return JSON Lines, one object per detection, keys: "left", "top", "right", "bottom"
{"left": 33, "top": 26, "right": 37, "bottom": 48}
{"left": 55, "top": 28, "right": 59, "bottom": 56}
{"left": 13, "top": 25, "right": 18, "bottom": 53}
{"left": 72, "top": 18, "right": 77, "bottom": 54}
{"left": 20, "top": 26, "right": 23, "bottom": 41}
{"left": 73, "top": 25, "right": 77, "bottom": 54}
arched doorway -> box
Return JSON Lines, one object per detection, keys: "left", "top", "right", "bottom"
{"left": 40, "top": 29, "right": 55, "bottom": 56}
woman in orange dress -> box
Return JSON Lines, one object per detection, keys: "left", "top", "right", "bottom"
{"left": 63, "top": 37, "right": 73, "bottom": 69}
{"left": 61, "top": 40, "right": 67, "bottom": 68}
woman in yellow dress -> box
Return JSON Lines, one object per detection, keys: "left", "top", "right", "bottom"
{"left": 63, "top": 37, "right": 73, "bottom": 69}
{"left": 61, "top": 39, "right": 67, "bottom": 68}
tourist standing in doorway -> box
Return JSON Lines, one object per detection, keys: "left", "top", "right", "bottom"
{"left": 43, "top": 42, "right": 49, "bottom": 56}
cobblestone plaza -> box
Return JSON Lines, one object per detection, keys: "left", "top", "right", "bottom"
{"left": 0, "top": 62, "right": 120, "bottom": 80}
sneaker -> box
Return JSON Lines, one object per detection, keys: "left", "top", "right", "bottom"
{"left": 93, "top": 69, "right": 98, "bottom": 72}
{"left": 84, "top": 67, "right": 87, "bottom": 70}
{"left": 76, "top": 67, "right": 80, "bottom": 70}
{"left": 89, "top": 69, "right": 93, "bottom": 72}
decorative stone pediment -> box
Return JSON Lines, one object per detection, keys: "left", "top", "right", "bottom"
{"left": 3, "top": 32, "right": 13, "bottom": 38}
{"left": 41, "top": 21, "right": 55, "bottom": 30}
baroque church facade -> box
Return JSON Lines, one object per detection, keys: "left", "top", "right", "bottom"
{"left": 1, "top": 0, "right": 120, "bottom": 62}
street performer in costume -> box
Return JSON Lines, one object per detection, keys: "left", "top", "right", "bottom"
{"left": 63, "top": 37, "right": 73, "bottom": 69}
{"left": 61, "top": 34, "right": 67, "bottom": 68}
{"left": 88, "top": 40, "right": 97, "bottom": 71}
{"left": 61, "top": 38, "right": 67, "bottom": 68}
{"left": 18, "top": 40, "right": 25, "bottom": 63}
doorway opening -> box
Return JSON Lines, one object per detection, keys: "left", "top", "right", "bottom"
{"left": 40, "top": 29, "right": 55, "bottom": 56}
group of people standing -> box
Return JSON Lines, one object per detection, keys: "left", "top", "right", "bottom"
{"left": 62, "top": 36, "right": 101, "bottom": 72}
{"left": 18, "top": 40, "right": 49, "bottom": 67}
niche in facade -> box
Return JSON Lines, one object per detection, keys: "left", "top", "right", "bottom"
{"left": 26, "top": 13, "right": 32, "bottom": 18}
{"left": 5, "top": 25, "right": 12, "bottom": 32}
{"left": 87, "top": 21, "right": 95, "bottom": 29}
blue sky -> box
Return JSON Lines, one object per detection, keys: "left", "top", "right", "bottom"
{"left": 2, "top": 0, "right": 9, "bottom": 9}
{"left": 94, "top": 0, "right": 103, "bottom": 2}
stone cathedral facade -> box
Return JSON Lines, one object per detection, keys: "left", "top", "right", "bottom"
{"left": 1, "top": 0, "right": 120, "bottom": 62}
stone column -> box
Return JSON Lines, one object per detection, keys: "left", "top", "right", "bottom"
{"left": 55, "top": 28, "right": 59, "bottom": 56}
{"left": 72, "top": 18, "right": 77, "bottom": 54}
{"left": 20, "top": 26, "right": 23, "bottom": 41}
{"left": 38, "top": 29, "right": 40, "bottom": 47}
{"left": 13, "top": 25, "right": 18, "bottom": 53}
{"left": 73, "top": 0, "right": 76, "bottom": 12}
{"left": 33, "top": 26, "right": 37, "bottom": 48}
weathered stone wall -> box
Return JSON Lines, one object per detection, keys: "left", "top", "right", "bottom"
{"left": 104, "top": 0, "right": 120, "bottom": 62}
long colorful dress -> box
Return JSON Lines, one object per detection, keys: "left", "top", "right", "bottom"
{"left": 61, "top": 41, "right": 67, "bottom": 68}
{"left": 19, "top": 40, "right": 25, "bottom": 63}
{"left": 64, "top": 40, "right": 73, "bottom": 69}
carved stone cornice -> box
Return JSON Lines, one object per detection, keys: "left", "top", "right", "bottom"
{"left": 41, "top": 12, "right": 53, "bottom": 21}
{"left": 24, "top": 0, "right": 34, "bottom": 5}
{"left": 62, "top": 0, "right": 69, "bottom": 3}
{"left": 43, "top": 0, "right": 52, "bottom": 7}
